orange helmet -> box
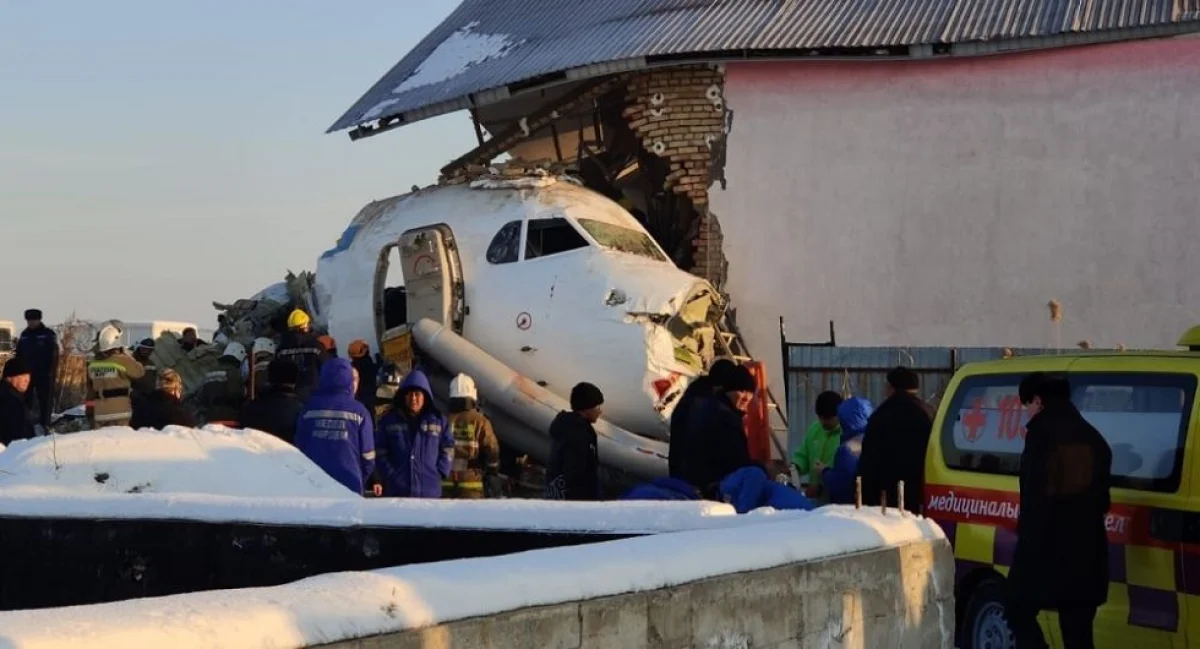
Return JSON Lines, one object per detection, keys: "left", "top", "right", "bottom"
{"left": 348, "top": 339, "right": 370, "bottom": 359}
{"left": 317, "top": 335, "right": 337, "bottom": 353}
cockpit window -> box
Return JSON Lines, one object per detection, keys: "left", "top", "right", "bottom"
{"left": 525, "top": 217, "right": 589, "bottom": 260}
{"left": 487, "top": 220, "right": 522, "bottom": 264}
{"left": 577, "top": 218, "right": 668, "bottom": 262}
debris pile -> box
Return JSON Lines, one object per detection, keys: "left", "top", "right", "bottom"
{"left": 438, "top": 160, "right": 578, "bottom": 186}
{"left": 152, "top": 271, "right": 324, "bottom": 398}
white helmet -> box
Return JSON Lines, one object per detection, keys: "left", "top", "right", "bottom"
{"left": 96, "top": 325, "right": 123, "bottom": 353}
{"left": 449, "top": 373, "right": 478, "bottom": 400}
{"left": 251, "top": 337, "right": 276, "bottom": 357}
{"left": 222, "top": 342, "right": 248, "bottom": 363}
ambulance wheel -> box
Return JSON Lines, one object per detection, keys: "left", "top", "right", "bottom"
{"left": 962, "top": 578, "right": 1014, "bottom": 649}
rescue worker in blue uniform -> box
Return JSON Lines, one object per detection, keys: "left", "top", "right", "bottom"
{"left": 375, "top": 369, "right": 454, "bottom": 498}
{"left": 294, "top": 358, "right": 380, "bottom": 496}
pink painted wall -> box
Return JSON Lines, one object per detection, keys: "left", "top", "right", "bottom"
{"left": 712, "top": 38, "right": 1200, "bottom": 418}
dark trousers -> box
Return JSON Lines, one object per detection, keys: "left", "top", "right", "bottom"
{"left": 24, "top": 377, "right": 53, "bottom": 427}
{"left": 1007, "top": 600, "right": 1097, "bottom": 649}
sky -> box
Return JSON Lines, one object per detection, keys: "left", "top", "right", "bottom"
{"left": 0, "top": 0, "right": 474, "bottom": 328}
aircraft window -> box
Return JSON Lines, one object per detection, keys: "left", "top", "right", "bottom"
{"left": 577, "top": 218, "right": 668, "bottom": 262}
{"left": 524, "top": 218, "right": 589, "bottom": 260}
{"left": 487, "top": 220, "right": 522, "bottom": 264}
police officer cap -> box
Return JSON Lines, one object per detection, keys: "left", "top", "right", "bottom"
{"left": 137, "top": 338, "right": 156, "bottom": 350}
{"left": 23, "top": 309, "right": 42, "bottom": 321}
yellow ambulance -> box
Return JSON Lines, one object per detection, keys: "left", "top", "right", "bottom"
{"left": 924, "top": 333, "right": 1200, "bottom": 649}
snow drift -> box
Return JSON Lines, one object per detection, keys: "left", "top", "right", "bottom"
{"left": 0, "top": 427, "right": 764, "bottom": 533}
{"left": 0, "top": 426, "right": 353, "bottom": 498}
{"left": 0, "top": 507, "right": 946, "bottom": 649}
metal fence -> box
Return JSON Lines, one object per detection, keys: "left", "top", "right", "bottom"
{"left": 782, "top": 345, "right": 1075, "bottom": 459}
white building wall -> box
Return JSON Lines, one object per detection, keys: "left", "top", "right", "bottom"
{"left": 711, "top": 38, "right": 1200, "bottom": 416}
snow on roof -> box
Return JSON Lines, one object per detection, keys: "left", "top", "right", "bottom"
{"left": 361, "top": 20, "right": 523, "bottom": 121}
{"left": 0, "top": 506, "right": 945, "bottom": 649}
{"left": 0, "top": 427, "right": 757, "bottom": 533}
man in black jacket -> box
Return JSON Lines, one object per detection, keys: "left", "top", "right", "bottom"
{"left": 544, "top": 382, "right": 604, "bottom": 501}
{"left": 0, "top": 357, "right": 34, "bottom": 445}
{"left": 239, "top": 359, "right": 305, "bottom": 445}
{"left": 277, "top": 309, "right": 322, "bottom": 400}
{"left": 130, "top": 369, "right": 196, "bottom": 430}
{"left": 686, "top": 364, "right": 758, "bottom": 498}
{"left": 668, "top": 359, "right": 735, "bottom": 482}
{"left": 14, "top": 309, "right": 57, "bottom": 428}
{"left": 1006, "top": 373, "right": 1112, "bottom": 649}
{"left": 857, "top": 366, "right": 933, "bottom": 513}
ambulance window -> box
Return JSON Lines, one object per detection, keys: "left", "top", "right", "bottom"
{"left": 486, "top": 221, "right": 522, "bottom": 265}
{"left": 940, "top": 372, "right": 1195, "bottom": 493}
{"left": 524, "top": 217, "right": 588, "bottom": 260}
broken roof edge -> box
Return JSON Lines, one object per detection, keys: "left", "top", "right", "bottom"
{"left": 331, "top": 21, "right": 1200, "bottom": 141}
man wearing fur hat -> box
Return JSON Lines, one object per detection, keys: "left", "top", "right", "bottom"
{"left": 14, "top": 308, "right": 57, "bottom": 428}
{"left": 0, "top": 357, "right": 35, "bottom": 444}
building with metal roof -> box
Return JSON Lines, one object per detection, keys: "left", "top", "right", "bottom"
{"left": 330, "top": 0, "right": 1200, "bottom": 138}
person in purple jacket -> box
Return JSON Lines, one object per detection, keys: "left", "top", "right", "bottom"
{"left": 294, "top": 358, "right": 380, "bottom": 496}
{"left": 376, "top": 369, "right": 454, "bottom": 498}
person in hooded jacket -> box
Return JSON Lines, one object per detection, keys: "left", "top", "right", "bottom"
{"left": 130, "top": 369, "right": 196, "bottom": 430}
{"left": 544, "top": 382, "right": 605, "bottom": 501}
{"left": 347, "top": 340, "right": 378, "bottom": 415}
{"left": 856, "top": 366, "right": 933, "bottom": 513}
{"left": 668, "top": 358, "right": 735, "bottom": 484}
{"left": 1006, "top": 373, "right": 1112, "bottom": 649}
{"left": 239, "top": 359, "right": 305, "bottom": 445}
{"left": 376, "top": 369, "right": 454, "bottom": 498}
{"left": 295, "top": 358, "right": 380, "bottom": 496}
{"left": 685, "top": 365, "right": 758, "bottom": 498}
{"left": 719, "top": 465, "right": 815, "bottom": 513}
{"left": 820, "top": 397, "right": 873, "bottom": 505}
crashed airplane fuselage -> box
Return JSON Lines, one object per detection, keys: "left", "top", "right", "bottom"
{"left": 313, "top": 175, "right": 722, "bottom": 439}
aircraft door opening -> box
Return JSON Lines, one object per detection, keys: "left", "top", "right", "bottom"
{"left": 398, "top": 224, "right": 465, "bottom": 333}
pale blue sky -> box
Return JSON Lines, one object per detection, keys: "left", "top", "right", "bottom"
{"left": 0, "top": 0, "right": 472, "bottom": 328}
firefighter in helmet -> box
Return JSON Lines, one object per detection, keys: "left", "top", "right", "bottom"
{"left": 86, "top": 325, "right": 146, "bottom": 428}
{"left": 443, "top": 373, "right": 503, "bottom": 499}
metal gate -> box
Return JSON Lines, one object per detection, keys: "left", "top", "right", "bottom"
{"left": 782, "top": 344, "right": 1074, "bottom": 459}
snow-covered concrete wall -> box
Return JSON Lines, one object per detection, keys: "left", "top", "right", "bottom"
{"left": 0, "top": 508, "right": 951, "bottom": 649}
{"left": 320, "top": 538, "right": 952, "bottom": 649}
{"left": 713, "top": 38, "right": 1200, "bottom": 415}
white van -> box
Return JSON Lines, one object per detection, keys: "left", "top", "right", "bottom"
{"left": 118, "top": 321, "right": 198, "bottom": 348}
{"left": 0, "top": 321, "right": 14, "bottom": 354}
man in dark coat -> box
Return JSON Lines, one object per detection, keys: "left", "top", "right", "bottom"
{"left": 0, "top": 357, "right": 35, "bottom": 445}
{"left": 277, "top": 309, "right": 322, "bottom": 400}
{"left": 685, "top": 364, "right": 758, "bottom": 498}
{"left": 857, "top": 366, "right": 933, "bottom": 513}
{"left": 1006, "top": 373, "right": 1112, "bottom": 649}
{"left": 179, "top": 327, "right": 207, "bottom": 353}
{"left": 668, "top": 359, "right": 735, "bottom": 482}
{"left": 544, "top": 382, "right": 604, "bottom": 501}
{"left": 239, "top": 359, "right": 305, "bottom": 445}
{"left": 347, "top": 340, "right": 378, "bottom": 414}
{"left": 14, "top": 309, "right": 58, "bottom": 428}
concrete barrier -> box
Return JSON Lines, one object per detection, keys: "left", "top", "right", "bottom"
{"left": 316, "top": 539, "right": 953, "bottom": 649}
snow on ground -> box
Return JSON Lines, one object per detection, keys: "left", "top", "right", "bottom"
{"left": 0, "top": 426, "right": 351, "bottom": 498}
{"left": 0, "top": 506, "right": 945, "bottom": 649}
{"left": 0, "top": 427, "right": 772, "bottom": 533}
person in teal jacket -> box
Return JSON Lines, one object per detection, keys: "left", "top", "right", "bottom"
{"left": 791, "top": 391, "right": 843, "bottom": 499}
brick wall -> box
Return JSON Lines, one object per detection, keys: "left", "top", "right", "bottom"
{"left": 622, "top": 65, "right": 728, "bottom": 286}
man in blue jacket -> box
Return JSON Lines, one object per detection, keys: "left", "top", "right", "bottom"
{"left": 376, "top": 369, "right": 454, "bottom": 498}
{"left": 294, "top": 358, "right": 380, "bottom": 496}
{"left": 820, "top": 397, "right": 874, "bottom": 505}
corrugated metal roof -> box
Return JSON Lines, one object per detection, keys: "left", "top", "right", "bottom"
{"left": 329, "top": 0, "right": 1200, "bottom": 135}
